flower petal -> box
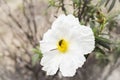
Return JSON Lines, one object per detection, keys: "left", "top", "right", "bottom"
{"left": 59, "top": 54, "right": 86, "bottom": 77}
{"left": 52, "top": 14, "right": 79, "bottom": 30}
{"left": 69, "top": 25, "right": 95, "bottom": 54}
{"left": 51, "top": 14, "right": 80, "bottom": 40}
{"left": 40, "top": 50, "right": 61, "bottom": 75}
{"left": 40, "top": 29, "right": 59, "bottom": 53}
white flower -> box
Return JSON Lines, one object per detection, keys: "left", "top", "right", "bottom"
{"left": 40, "top": 14, "right": 95, "bottom": 77}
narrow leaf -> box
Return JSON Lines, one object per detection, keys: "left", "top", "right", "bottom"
{"left": 105, "top": 0, "right": 110, "bottom": 7}
{"left": 32, "top": 54, "right": 40, "bottom": 65}
{"left": 90, "top": 21, "right": 95, "bottom": 28}
{"left": 32, "top": 48, "right": 41, "bottom": 54}
{"left": 95, "top": 36, "right": 111, "bottom": 50}
{"left": 99, "top": 0, "right": 106, "bottom": 6}
{"left": 95, "top": 46, "right": 106, "bottom": 54}
{"left": 108, "top": 0, "right": 116, "bottom": 12}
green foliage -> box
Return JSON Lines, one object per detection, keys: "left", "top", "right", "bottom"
{"left": 72, "top": 0, "right": 79, "bottom": 4}
{"left": 115, "top": 46, "right": 120, "bottom": 60}
{"left": 113, "top": 43, "right": 120, "bottom": 62}
{"left": 107, "top": 0, "right": 116, "bottom": 12}
{"left": 99, "top": 0, "right": 106, "bottom": 6}
{"left": 95, "top": 52, "right": 109, "bottom": 65}
{"left": 32, "top": 46, "right": 42, "bottom": 65}
{"left": 49, "top": 0, "right": 56, "bottom": 6}
{"left": 98, "top": 0, "right": 117, "bottom": 12}
{"left": 105, "top": 0, "right": 110, "bottom": 7}
{"left": 106, "top": 12, "right": 120, "bottom": 31}
{"left": 95, "top": 36, "right": 111, "bottom": 50}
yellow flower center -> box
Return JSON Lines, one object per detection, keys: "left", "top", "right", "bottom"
{"left": 57, "top": 39, "right": 68, "bottom": 53}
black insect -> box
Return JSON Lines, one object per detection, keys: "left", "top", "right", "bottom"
{"left": 59, "top": 40, "right": 63, "bottom": 46}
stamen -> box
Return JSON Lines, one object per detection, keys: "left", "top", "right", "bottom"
{"left": 57, "top": 39, "right": 68, "bottom": 53}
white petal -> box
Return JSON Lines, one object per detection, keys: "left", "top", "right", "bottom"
{"left": 69, "top": 25, "right": 95, "bottom": 54}
{"left": 40, "top": 50, "right": 61, "bottom": 75}
{"left": 41, "top": 29, "right": 59, "bottom": 43}
{"left": 59, "top": 54, "right": 86, "bottom": 77}
{"left": 52, "top": 14, "right": 79, "bottom": 30}
{"left": 40, "top": 29, "right": 59, "bottom": 53}
{"left": 51, "top": 14, "right": 80, "bottom": 40}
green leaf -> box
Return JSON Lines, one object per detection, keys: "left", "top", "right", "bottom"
{"left": 90, "top": 21, "right": 95, "bottom": 28}
{"left": 93, "top": 27, "right": 99, "bottom": 36}
{"left": 108, "top": 0, "right": 116, "bottom": 12}
{"left": 32, "top": 47, "right": 43, "bottom": 65}
{"left": 99, "top": 0, "right": 106, "bottom": 6}
{"left": 105, "top": 0, "right": 110, "bottom": 7}
{"left": 49, "top": 0, "right": 55, "bottom": 6}
{"left": 32, "top": 48, "right": 41, "bottom": 54}
{"left": 72, "top": 0, "right": 82, "bottom": 7}
{"left": 95, "top": 36, "right": 111, "bottom": 50}
{"left": 72, "top": 0, "right": 79, "bottom": 4}
{"left": 95, "top": 52, "right": 109, "bottom": 65}
{"left": 95, "top": 46, "right": 106, "bottom": 54}
{"left": 95, "top": 52, "right": 105, "bottom": 59}
{"left": 114, "top": 46, "right": 120, "bottom": 62}
{"left": 32, "top": 54, "right": 40, "bottom": 66}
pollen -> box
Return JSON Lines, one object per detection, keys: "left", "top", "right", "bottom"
{"left": 57, "top": 39, "right": 68, "bottom": 53}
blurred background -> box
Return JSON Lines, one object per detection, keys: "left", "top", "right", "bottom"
{"left": 0, "top": 0, "right": 120, "bottom": 80}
